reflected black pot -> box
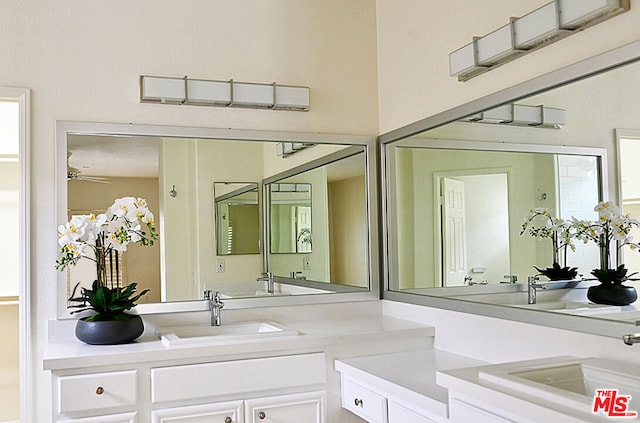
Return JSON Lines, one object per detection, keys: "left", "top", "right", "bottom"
{"left": 75, "top": 314, "right": 144, "bottom": 345}
{"left": 587, "top": 284, "right": 638, "bottom": 306}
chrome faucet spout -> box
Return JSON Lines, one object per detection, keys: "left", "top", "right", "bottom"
{"left": 527, "top": 275, "right": 547, "bottom": 304}
{"left": 204, "top": 290, "right": 224, "bottom": 326}
{"left": 257, "top": 272, "right": 274, "bottom": 294}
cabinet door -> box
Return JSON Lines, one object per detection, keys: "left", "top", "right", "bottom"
{"left": 151, "top": 400, "right": 243, "bottom": 423}
{"left": 57, "top": 412, "right": 137, "bottom": 423}
{"left": 245, "top": 391, "right": 325, "bottom": 423}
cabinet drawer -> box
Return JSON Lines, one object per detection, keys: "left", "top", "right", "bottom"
{"left": 341, "top": 377, "right": 387, "bottom": 423}
{"left": 388, "top": 400, "right": 436, "bottom": 423}
{"left": 57, "top": 411, "right": 138, "bottom": 423}
{"left": 56, "top": 370, "right": 138, "bottom": 414}
{"left": 151, "top": 353, "right": 326, "bottom": 404}
{"left": 152, "top": 400, "right": 243, "bottom": 423}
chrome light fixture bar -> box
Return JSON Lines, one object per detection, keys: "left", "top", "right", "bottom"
{"left": 460, "top": 103, "right": 566, "bottom": 129}
{"left": 140, "top": 75, "right": 310, "bottom": 111}
{"left": 450, "top": 0, "right": 630, "bottom": 82}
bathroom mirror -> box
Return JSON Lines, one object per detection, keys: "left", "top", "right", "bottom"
{"left": 264, "top": 148, "right": 369, "bottom": 288}
{"left": 57, "top": 123, "right": 379, "bottom": 317}
{"left": 381, "top": 40, "right": 640, "bottom": 338}
{"left": 268, "top": 183, "right": 312, "bottom": 254}
{"left": 214, "top": 182, "right": 260, "bottom": 255}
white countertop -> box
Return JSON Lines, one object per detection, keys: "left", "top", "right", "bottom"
{"left": 43, "top": 314, "right": 435, "bottom": 371}
{"left": 437, "top": 356, "right": 640, "bottom": 422}
{"left": 335, "top": 349, "right": 486, "bottom": 420}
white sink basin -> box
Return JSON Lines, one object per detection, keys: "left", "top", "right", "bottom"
{"left": 514, "top": 301, "right": 621, "bottom": 315}
{"left": 157, "top": 321, "right": 299, "bottom": 347}
{"left": 479, "top": 358, "right": 640, "bottom": 414}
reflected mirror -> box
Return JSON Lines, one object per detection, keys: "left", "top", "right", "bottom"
{"left": 269, "top": 183, "right": 312, "bottom": 254}
{"left": 265, "top": 148, "right": 369, "bottom": 289}
{"left": 57, "top": 124, "right": 378, "bottom": 316}
{"left": 381, "top": 42, "right": 640, "bottom": 336}
{"left": 214, "top": 182, "right": 260, "bottom": 255}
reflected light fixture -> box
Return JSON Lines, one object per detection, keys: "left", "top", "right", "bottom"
{"left": 450, "top": 0, "right": 630, "bottom": 82}
{"left": 276, "top": 142, "right": 315, "bottom": 158}
{"left": 140, "top": 75, "right": 310, "bottom": 111}
{"left": 459, "top": 103, "right": 566, "bottom": 129}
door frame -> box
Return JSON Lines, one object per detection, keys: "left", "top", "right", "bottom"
{"left": 0, "top": 87, "right": 31, "bottom": 422}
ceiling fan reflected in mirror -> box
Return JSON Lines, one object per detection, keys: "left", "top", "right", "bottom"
{"left": 67, "top": 166, "right": 110, "bottom": 183}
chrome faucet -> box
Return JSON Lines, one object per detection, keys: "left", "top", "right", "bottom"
{"left": 257, "top": 272, "right": 274, "bottom": 294}
{"left": 528, "top": 275, "right": 547, "bottom": 304}
{"left": 623, "top": 333, "right": 640, "bottom": 346}
{"left": 203, "top": 290, "right": 224, "bottom": 326}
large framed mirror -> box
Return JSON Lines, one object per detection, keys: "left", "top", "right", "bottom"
{"left": 381, "top": 40, "right": 640, "bottom": 339}
{"left": 56, "top": 123, "right": 379, "bottom": 317}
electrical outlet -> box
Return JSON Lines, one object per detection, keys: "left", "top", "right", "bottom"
{"left": 216, "top": 259, "right": 225, "bottom": 273}
{"left": 303, "top": 257, "right": 311, "bottom": 270}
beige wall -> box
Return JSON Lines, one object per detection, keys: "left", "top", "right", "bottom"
{"left": 329, "top": 175, "right": 367, "bottom": 286}
{"left": 1, "top": 2, "right": 379, "bottom": 418}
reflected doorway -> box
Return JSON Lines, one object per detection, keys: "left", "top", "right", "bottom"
{"left": 617, "top": 131, "right": 640, "bottom": 294}
{"left": 436, "top": 170, "right": 510, "bottom": 287}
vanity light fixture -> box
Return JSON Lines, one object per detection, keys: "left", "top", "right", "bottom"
{"left": 139, "top": 75, "right": 310, "bottom": 111}
{"left": 275, "top": 142, "right": 315, "bottom": 158}
{"left": 460, "top": 103, "right": 566, "bottom": 129}
{"left": 449, "top": 0, "right": 630, "bottom": 81}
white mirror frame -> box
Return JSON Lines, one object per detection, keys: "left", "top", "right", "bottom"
{"left": 55, "top": 121, "right": 379, "bottom": 319}
{"left": 380, "top": 39, "right": 640, "bottom": 339}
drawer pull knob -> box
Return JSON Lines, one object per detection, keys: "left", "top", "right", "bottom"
{"left": 224, "top": 417, "right": 232, "bottom": 423}
{"left": 258, "top": 411, "right": 266, "bottom": 419}
{"left": 354, "top": 398, "right": 363, "bottom": 407}
{"left": 95, "top": 386, "right": 104, "bottom": 395}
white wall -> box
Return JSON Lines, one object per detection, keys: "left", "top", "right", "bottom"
{"left": 0, "top": 2, "right": 379, "bottom": 420}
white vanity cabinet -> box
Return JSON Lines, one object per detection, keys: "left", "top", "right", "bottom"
{"left": 335, "top": 350, "right": 486, "bottom": 423}
{"left": 51, "top": 352, "right": 327, "bottom": 422}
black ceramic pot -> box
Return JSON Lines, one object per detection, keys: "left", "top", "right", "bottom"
{"left": 587, "top": 284, "right": 638, "bottom": 306}
{"left": 75, "top": 314, "right": 144, "bottom": 345}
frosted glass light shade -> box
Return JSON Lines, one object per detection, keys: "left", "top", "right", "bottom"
{"left": 542, "top": 107, "right": 566, "bottom": 127}
{"left": 140, "top": 76, "right": 185, "bottom": 104}
{"left": 476, "top": 24, "right": 518, "bottom": 66}
{"left": 512, "top": 104, "right": 543, "bottom": 125}
{"left": 187, "top": 79, "right": 231, "bottom": 105}
{"left": 275, "top": 86, "right": 310, "bottom": 111}
{"left": 233, "top": 82, "right": 274, "bottom": 108}
{"left": 514, "top": 2, "right": 563, "bottom": 49}
{"left": 558, "top": 0, "right": 626, "bottom": 29}
{"left": 479, "top": 104, "right": 513, "bottom": 123}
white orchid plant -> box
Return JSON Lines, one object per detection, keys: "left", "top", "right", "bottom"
{"left": 520, "top": 207, "right": 579, "bottom": 280}
{"left": 572, "top": 201, "right": 640, "bottom": 285}
{"left": 56, "top": 197, "right": 158, "bottom": 321}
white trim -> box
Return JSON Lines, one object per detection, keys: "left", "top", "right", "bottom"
{"left": 0, "top": 87, "right": 31, "bottom": 423}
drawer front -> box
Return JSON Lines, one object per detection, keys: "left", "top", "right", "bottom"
{"left": 151, "top": 353, "right": 326, "bottom": 404}
{"left": 245, "top": 391, "right": 325, "bottom": 423}
{"left": 57, "top": 412, "right": 137, "bottom": 423}
{"left": 388, "top": 400, "right": 437, "bottom": 423}
{"left": 152, "top": 400, "right": 243, "bottom": 423}
{"left": 57, "top": 370, "right": 138, "bottom": 414}
{"left": 341, "top": 377, "right": 387, "bottom": 423}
